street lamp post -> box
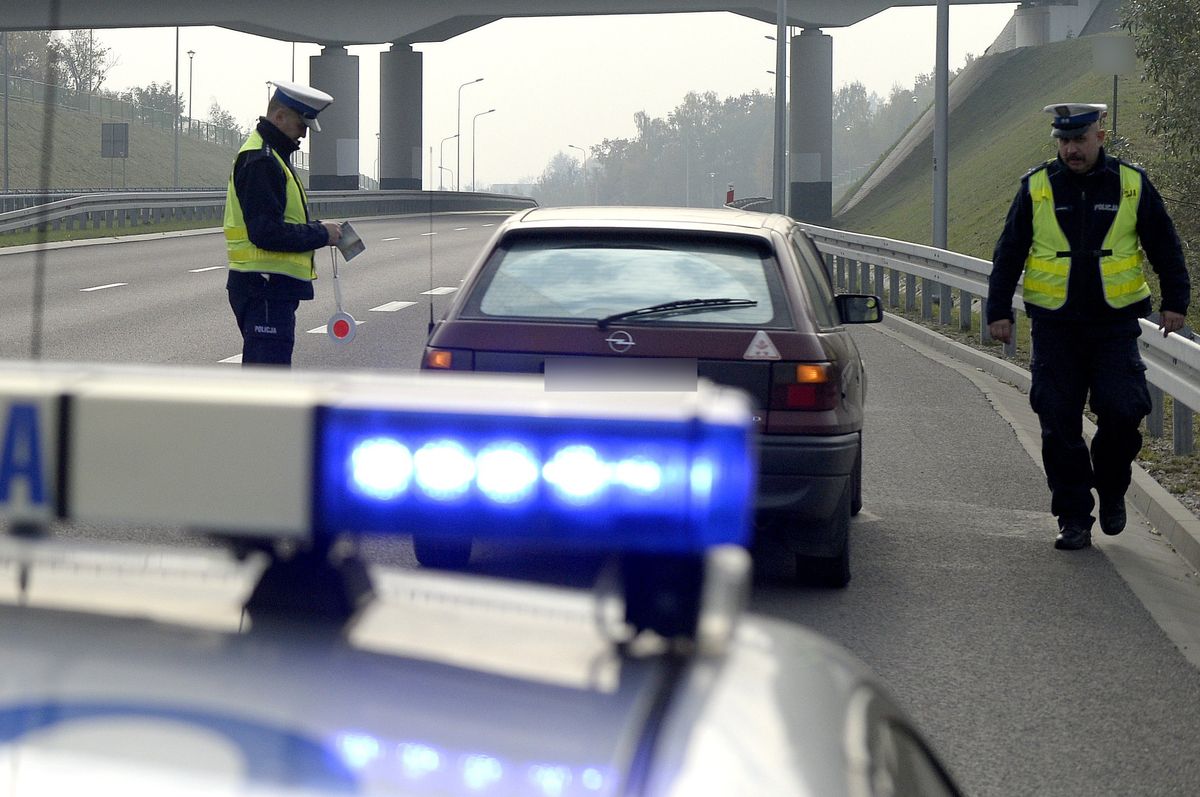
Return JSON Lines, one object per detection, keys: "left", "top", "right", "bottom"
{"left": 439, "top": 133, "right": 458, "bottom": 191}
{"left": 186, "top": 49, "right": 195, "bottom": 132}
{"left": 471, "top": 108, "right": 495, "bottom": 192}
{"left": 3, "top": 30, "right": 9, "bottom": 193}
{"left": 173, "top": 27, "right": 180, "bottom": 189}
{"left": 771, "top": 1, "right": 787, "bottom": 214}
{"left": 375, "top": 132, "right": 381, "bottom": 187}
{"left": 456, "top": 77, "right": 483, "bottom": 191}
{"left": 568, "top": 143, "right": 589, "bottom": 204}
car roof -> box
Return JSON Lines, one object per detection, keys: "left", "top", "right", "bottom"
{"left": 507, "top": 205, "right": 785, "bottom": 234}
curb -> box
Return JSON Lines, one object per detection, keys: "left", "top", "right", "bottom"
{"left": 879, "top": 311, "right": 1200, "bottom": 575}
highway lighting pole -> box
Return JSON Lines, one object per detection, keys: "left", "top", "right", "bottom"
{"left": 3, "top": 30, "right": 9, "bottom": 193}
{"left": 684, "top": 133, "right": 690, "bottom": 206}
{"left": 932, "top": 0, "right": 948, "bottom": 251}
{"left": 933, "top": 0, "right": 951, "bottom": 323}
{"left": 439, "top": 133, "right": 458, "bottom": 190}
{"left": 186, "top": 49, "right": 195, "bottom": 131}
{"left": 173, "top": 27, "right": 180, "bottom": 189}
{"left": 771, "top": 1, "right": 788, "bottom": 215}
{"left": 472, "top": 108, "right": 495, "bottom": 191}
{"left": 456, "top": 77, "right": 483, "bottom": 191}
{"left": 568, "top": 143, "right": 588, "bottom": 204}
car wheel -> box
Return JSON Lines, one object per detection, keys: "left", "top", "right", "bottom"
{"left": 795, "top": 483, "right": 851, "bottom": 588}
{"left": 413, "top": 535, "right": 472, "bottom": 569}
{"left": 850, "top": 440, "right": 863, "bottom": 516}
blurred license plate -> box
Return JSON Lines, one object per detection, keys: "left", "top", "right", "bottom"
{"left": 544, "top": 357, "right": 698, "bottom": 392}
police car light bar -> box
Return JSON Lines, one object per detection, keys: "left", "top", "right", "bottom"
{"left": 0, "top": 363, "right": 755, "bottom": 555}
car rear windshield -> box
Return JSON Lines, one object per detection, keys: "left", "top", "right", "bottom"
{"left": 462, "top": 232, "right": 790, "bottom": 326}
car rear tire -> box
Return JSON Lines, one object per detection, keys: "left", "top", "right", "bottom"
{"left": 413, "top": 536, "right": 472, "bottom": 569}
{"left": 795, "top": 483, "right": 851, "bottom": 588}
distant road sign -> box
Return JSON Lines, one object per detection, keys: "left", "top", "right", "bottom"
{"left": 1093, "top": 35, "right": 1136, "bottom": 76}
{"left": 101, "top": 123, "right": 129, "bottom": 159}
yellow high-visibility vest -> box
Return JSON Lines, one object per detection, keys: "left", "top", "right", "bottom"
{"left": 1022, "top": 163, "right": 1150, "bottom": 310}
{"left": 223, "top": 131, "right": 317, "bottom": 281}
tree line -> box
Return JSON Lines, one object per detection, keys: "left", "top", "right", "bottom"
{"left": 1123, "top": 0, "right": 1199, "bottom": 272}
{"left": 528, "top": 63, "right": 967, "bottom": 208}
{"left": 0, "top": 30, "right": 244, "bottom": 134}
{"left": 532, "top": 90, "right": 774, "bottom": 208}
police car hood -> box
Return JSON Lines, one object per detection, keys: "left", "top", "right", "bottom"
{"left": 0, "top": 540, "right": 674, "bottom": 797}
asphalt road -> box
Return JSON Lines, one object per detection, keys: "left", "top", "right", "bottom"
{"left": 0, "top": 212, "right": 506, "bottom": 369}
{"left": 750, "top": 322, "right": 1200, "bottom": 797}
{"left": 3, "top": 216, "right": 1200, "bottom": 796}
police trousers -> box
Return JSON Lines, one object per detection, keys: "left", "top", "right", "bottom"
{"left": 1028, "top": 319, "right": 1151, "bottom": 529}
{"left": 228, "top": 287, "right": 300, "bottom": 367}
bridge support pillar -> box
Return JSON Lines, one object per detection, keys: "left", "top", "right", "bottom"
{"left": 789, "top": 29, "right": 832, "bottom": 224}
{"left": 309, "top": 46, "right": 360, "bottom": 190}
{"left": 379, "top": 45, "right": 423, "bottom": 190}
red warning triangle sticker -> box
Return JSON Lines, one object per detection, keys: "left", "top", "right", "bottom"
{"left": 743, "top": 330, "right": 781, "bottom": 360}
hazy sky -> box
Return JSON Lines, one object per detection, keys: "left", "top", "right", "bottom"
{"left": 94, "top": 5, "right": 1017, "bottom": 187}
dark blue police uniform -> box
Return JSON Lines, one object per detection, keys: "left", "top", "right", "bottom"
{"left": 988, "top": 146, "right": 1189, "bottom": 544}
{"left": 227, "top": 118, "right": 329, "bottom": 366}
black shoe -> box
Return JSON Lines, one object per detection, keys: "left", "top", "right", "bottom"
{"left": 1099, "top": 494, "right": 1127, "bottom": 536}
{"left": 1054, "top": 524, "right": 1092, "bottom": 550}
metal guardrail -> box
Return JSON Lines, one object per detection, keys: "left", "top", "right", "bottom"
{"left": 799, "top": 222, "right": 1200, "bottom": 455}
{"left": 0, "top": 189, "right": 537, "bottom": 237}
{"left": 0, "top": 189, "right": 228, "bottom": 215}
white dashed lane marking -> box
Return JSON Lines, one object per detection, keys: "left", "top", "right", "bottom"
{"left": 421, "top": 287, "right": 457, "bottom": 296}
{"left": 370, "top": 301, "right": 417, "bottom": 312}
{"left": 189, "top": 266, "right": 225, "bottom": 273}
{"left": 220, "top": 354, "right": 242, "bottom": 364}
{"left": 80, "top": 283, "right": 128, "bottom": 292}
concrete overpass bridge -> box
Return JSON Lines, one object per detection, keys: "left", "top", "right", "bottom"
{"left": 6, "top": 1, "right": 1028, "bottom": 220}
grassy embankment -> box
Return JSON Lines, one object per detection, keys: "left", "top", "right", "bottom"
{"left": 1, "top": 94, "right": 240, "bottom": 245}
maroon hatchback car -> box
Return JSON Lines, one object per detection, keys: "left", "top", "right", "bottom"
{"left": 421, "top": 206, "right": 881, "bottom": 586}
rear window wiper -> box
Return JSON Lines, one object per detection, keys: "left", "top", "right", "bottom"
{"left": 598, "top": 298, "right": 757, "bottom": 328}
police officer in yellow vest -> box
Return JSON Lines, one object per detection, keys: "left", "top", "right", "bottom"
{"left": 988, "top": 103, "right": 1190, "bottom": 551}
{"left": 224, "top": 80, "right": 343, "bottom": 366}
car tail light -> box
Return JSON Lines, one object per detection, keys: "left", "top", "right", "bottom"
{"left": 769, "top": 362, "right": 839, "bottom": 410}
{"left": 422, "top": 348, "right": 473, "bottom": 370}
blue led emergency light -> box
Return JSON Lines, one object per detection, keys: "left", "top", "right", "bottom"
{"left": 314, "top": 407, "right": 754, "bottom": 553}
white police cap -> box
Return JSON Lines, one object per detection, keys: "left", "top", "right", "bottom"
{"left": 270, "top": 80, "right": 333, "bottom": 132}
{"left": 1043, "top": 103, "right": 1107, "bottom": 138}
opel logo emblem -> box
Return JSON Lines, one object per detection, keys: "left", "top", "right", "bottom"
{"left": 605, "top": 330, "right": 636, "bottom": 353}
